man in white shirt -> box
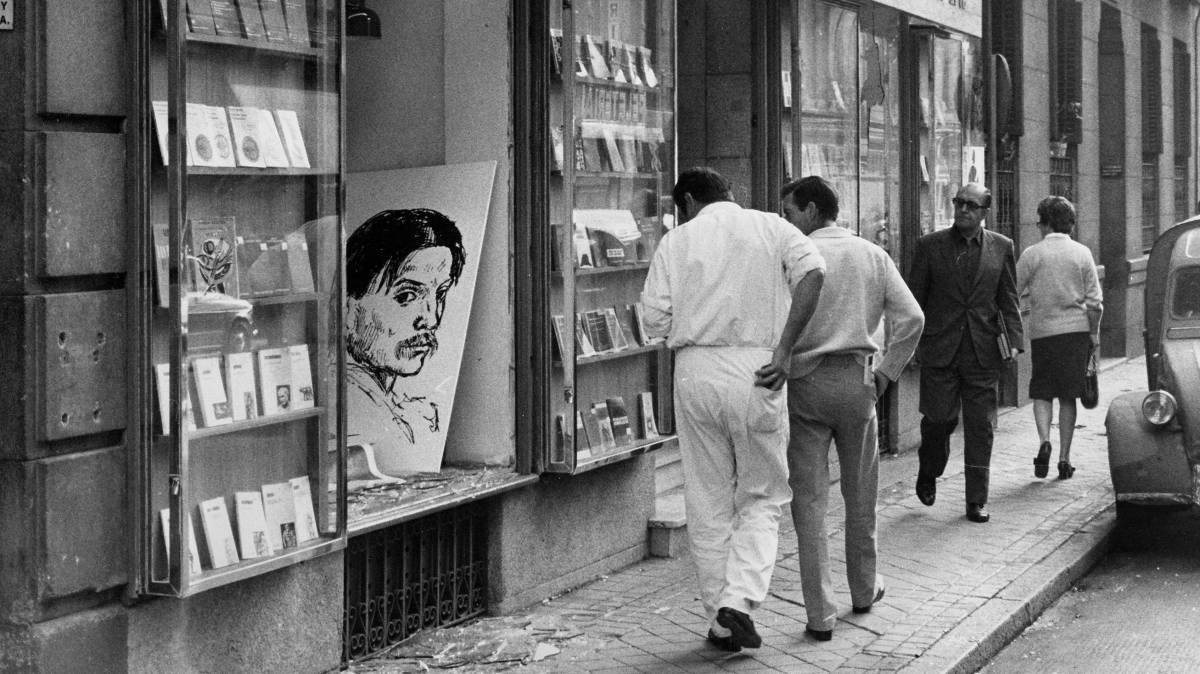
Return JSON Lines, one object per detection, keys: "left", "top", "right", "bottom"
{"left": 641, "top": 167, "right": 825, "bottom": 652}
{"left": 769, "top": 176, "right": 924, "bottom": 642}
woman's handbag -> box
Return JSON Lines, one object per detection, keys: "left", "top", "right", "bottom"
{"left": 1081, "top": 344, "right": 1100, "bottom": 409}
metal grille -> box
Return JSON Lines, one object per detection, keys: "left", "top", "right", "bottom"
{"left": 1142, "top": 158, "right": 1160, "bottom": 251}
{"left": 994, "top": 151, "right": 1018, "bottom": 241}
{"left": 343, "top": 504, "right": 489, "bottom": 663}
{"left": 1049, "top": 155, "right": 1075, "bottom": 203}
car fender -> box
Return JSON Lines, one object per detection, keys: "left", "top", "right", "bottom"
{"left": 1105, "top": 391, "right": 1194, "bottom": 504}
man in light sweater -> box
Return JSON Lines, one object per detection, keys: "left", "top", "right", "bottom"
{"left": 765, "top": 176, "right": 924, "bottom": 642}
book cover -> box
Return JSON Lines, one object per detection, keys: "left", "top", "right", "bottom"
{"left": 225, "top": 106, "right": 268, "bottom": 168}
{"left": 185, "top": 102, "right": 215, "bottom": 167}
{"left": 550, "top": 125, "right": 564, "bottom": 174}
{"left": 151, "top": 101, "right": 171, "bottom": 166}
{"left": 274, "top": 109, "right": 311, "bottom": 168}
{"left": 188, "top": 216, "right": 238, "bottom": 296}
{"left": 572, "top": 223, "right": 594, "bottom": 268}
{"left": 152, "top": 222, "right": 171, "bottom": 308}
{"left": 584, "top": 34, "right": 610, "bottom": 79}
{"left": 631, "top": 303, "right": 662, "bottom": 344}
{"left": 599, "top": 124, "right": 625, "bottom": 173}
{"left": 257, "top": 347, "right": 292, "bottom": 415}
{"left": 203, "top": 105, "right": 237, "bottom": 167}
{"left": 233, "top": 0, "right": 266, "bottom": 39}
{"left": 551, "top": 314, "right": 568, "bottom": 361}
{"left": 574, "top": 314, "right": 596, "bottom": 356}
{"left": 160, "top": 507, "right": 203, "bottom": 577}
{"left": 185, "top": 0, "right": 218, "bottom": 34}
{"left": 575, "top": 411, "right": 593, "bottom": 458}
{"left": 549, "top": 28, "right": 564, "bottom": 79}
{"left": 233, "top": 490, "right": 273, "bottom": 558}
{"left": 623, "top": 42, "right": 644, "bottom": 86}
{"left": 616, "top": 304, "right": 642, "bottom": 347}
{"left": 192, "top": 356, "right": 233, "bottom": 427}
{"left": 236, "top": 236, "right": 291, "bottom": 297}
{"left": 618, "top": 132, "right": 640, "bottom": 175}
{"left": 256, "top": 0, "right": 290, "bottom": 42}
{"left": 284, "top": 231, "right": 316, "bottom": 293}
{"left": 591, "top": 402, "right": 617, "bottom": 451}
{"left": 638, "top": 391, "right": 659, "bottom": 438}
{"left": 579, "top": 122, "right": 605, "bottom": 174}
{"left": 208, "top": 0, "right": 243, "bottom": 38}
{"left": 289, "top": 476, "right": 320, "bottom": 543}
{"left": 606, "top": 396, "right": 632, "bottom": 446}
{"left": 573, "top": 34, "right": 590, "bottom": 77}
{"left": 254, "top": 107, "right": 291, "bottom": 168}
{"left": 638, "top": 46, "right": 658, "bottom": 88}
{"left": 281, "top": 0, "right": 311, "bottom": 45}
{"left": 155, "top": 363, "right": 197, "bottom": 434}
{"left": 581, "top": 406, "right": 603, "bottom": 453}
{"left": 287, "top": 344, "right": 316, "bottom": 409}
{"left": 261, "top": 481, "right": 298, "bottom": 552}
{"left": 605, "top": 39, "right": 627, "bottom": 83}
{"left": 225, "top": 351, "right": 259, "bottom": 421}
{"left": 584, "top": 310, "right": 614, "bottom": 353}
{"left": 198, "top": 497, "right": 240, "bottom": 568}
{"left": 603, "top": 307, "right": 629, "bottom": 350}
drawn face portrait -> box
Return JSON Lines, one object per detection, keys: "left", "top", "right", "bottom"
{"left": 347, "top": 246, "right": 455, "bottom": 378}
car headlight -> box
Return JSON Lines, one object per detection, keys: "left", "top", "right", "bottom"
{"left": 1142, "top": 390, "right": 1177, "bottom": 426}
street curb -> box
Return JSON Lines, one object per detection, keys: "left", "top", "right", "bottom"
{"left": 916, "top": 505, "right": 1117, "bottom": 674}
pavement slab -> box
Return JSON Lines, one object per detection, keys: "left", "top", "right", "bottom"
{"left": 349, "top": 357, "right": 1142, "bottom": 673}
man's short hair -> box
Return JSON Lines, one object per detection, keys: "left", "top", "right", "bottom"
{"left": 1036, "top": 195, "right": 1076, "bottom": 234}
{"left": 672, "top": 167, "right": 733, "bottom": 209}
{"left": 347, "top": 208, "right": 467, "bottom": 299}
{"left": 780, "top": 176, "right": 840, "bottom": 222}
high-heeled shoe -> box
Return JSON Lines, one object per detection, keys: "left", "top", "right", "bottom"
{"left": 1057, "top": 461, "right": 1075, "bottom": 480}
{"left": 1034, "top": 441, "right": 1052, "bottom": 478}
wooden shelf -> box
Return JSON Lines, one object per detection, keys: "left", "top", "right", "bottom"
{"left": 185, "top": 32, "right": 328, "bottom": 59}
{"left": 184, "top": 166, "right": 336, "bottom": 177}
{"left": 188, "top": 406, "right": 324, "bottom": 440}
{"left": 554, "top": 342, "right": 666, "bottom": 367}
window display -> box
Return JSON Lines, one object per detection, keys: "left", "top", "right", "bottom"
{"left": 546, "top": 0, "right": 677, "bottom": 473}
{"left": 136, "top": 0, "right": 345, "bottom": 596}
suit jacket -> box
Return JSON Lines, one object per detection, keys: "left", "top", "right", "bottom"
{"left": 907, "top": 227, "right": 1023, "bottom": 370}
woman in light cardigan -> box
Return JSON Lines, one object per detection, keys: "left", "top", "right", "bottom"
{"left": 1015, "top": 196, "right": 1103, "bottom": 480}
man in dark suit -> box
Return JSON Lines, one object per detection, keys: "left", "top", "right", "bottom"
{"left": 907, "top": 183, "right": 1023, "bottom": 523}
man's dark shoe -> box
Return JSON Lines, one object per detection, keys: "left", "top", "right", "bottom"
{"left": 716, "top": 607, "right": 762, "bottom": 649}
{"left": 805, "top": 626, "right": 833, "bottom": 641}
{"left": 706, "top": 629, "right": 741, "bottom": 652}
{"left": 916, "top": 473, "right": 936, "bottom": 506}
{"left": 852, "top": 584, "right": 886, "bottom": 614}
{"left": 966, "top": 503, "right": 990, "bottom": 523}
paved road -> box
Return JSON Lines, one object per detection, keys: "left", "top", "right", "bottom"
{"left": 981, "top": 506, "right": 1200, "bottom": 673}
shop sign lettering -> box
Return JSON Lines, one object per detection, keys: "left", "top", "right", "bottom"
{"left": 0, "top": 1, "right": 12, "bottom": 31}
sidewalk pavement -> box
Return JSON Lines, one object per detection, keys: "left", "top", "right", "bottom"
{"left": 353, "top": 357, "right": 1144, "bottom": 674}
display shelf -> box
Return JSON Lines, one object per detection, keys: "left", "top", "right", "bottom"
{"left": 245, "top": 292, "right": 323, "bottom": 307}
{"left": 573, "top": 171, "right": 660, "bottom": 180}
{"left": 573, "top": 75, "right": 661, "bottom": 93}
{"left": 184, "top": 32, "right": 326, "bottom": 59}
{"left": 576, "top": 342, "right": 665, "bottom": 366}
{"left": 571, "top": 435, "right": 676, "bottom": 475}
{"left": 185, "top": 166, "right": 336, "bottom": 177}
{"left": 176, "top": 536, "right": 345, "bottom": 598}
{"left": 554, "top": 261, "right": 652, "bottom": 278}
{"left": 188, "top": 406, "right": 324, "bottom": 440}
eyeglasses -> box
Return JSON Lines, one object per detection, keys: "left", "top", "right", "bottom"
{"left": 952, "top": 198, "right": 987, "bottom": 212}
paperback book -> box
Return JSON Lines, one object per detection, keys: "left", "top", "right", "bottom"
{"left": 192, "top": 356, "right": 233, "bottom": 427}
{"left": 226, "top": 106, "right": 268, "bottom": 168}
{"left": 603, "top": 307, "right": 630, "bottom": 350}
{"left": 606, "top": 396, "right": 632, "bottom": 446}
{"left": 185, "top": 0, "right": 217, "bottom": 34}
{"left": 160, "top": 507, "right": 203, "bottom": 577}
{"left": 225, "top": 351, "right": 259, "bottom": 421}
{"left": 574, "top": 314, "right": 596, "bottom": 356}
{"left": 261, "top": 481, "right": 298, "bottom": 552}
{"left": 208, "top": 0, "right": 243, "bottom": 38}
{"left": 255, "top": 107, "right": 291, "bottom": 168}
{"left": 151, "top": 222, "right": 171, "bottom": 308}
{"left": 284, "top": 231, "right": 316, "bottom": 293}
{"left": 233, "top": 490, "right": 273, "bottom": 558}
{"left": 583, "top": 310, "right": 614, "bottom": 353}
{"left": 638, "top": 391, "right": 659, "bottom": 438}
{"left": 185, "top": 102, "right": 216, "bottom": 167}
{"left": 236, "top": 236, "right": 291, "bottom": 297}
{"left": 287, "top": 344, "right": 316, "bottom": 409}
{"left": 591, "top": 402, "right": 617, "bottom": 452}
{"left": 257, "top": 347, "right": 293, "bottom": 415}
{"left": 188, "top": 216, "right": 238, "bottom": 296}
{"left": 198, "top": 496, "right": 240, "bottom": 568}
{"left": 233, "top": 0, "right": 267, "bottom": 40}
{"left": 256, "top": 0, "right": 290, "bottom": 42}
{"left": 281, "top": 0, "right": 310, "bottom": 45}
{"left": 203, "top": 105, "right": 237, "bottom": 167}
{"left": 289, "top": 476, "right": 320, "bottom": 543}
{"left": 151, "top": 101, "right": 171, "bottom": 166}
{"left": 575, "top": 411, "right": 593, "bottom": 459}
{"left": 275, "top": 109, "right": 311, "bottom": 168}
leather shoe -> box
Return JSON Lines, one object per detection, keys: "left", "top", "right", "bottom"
{"left": 805, "top": 626, "right": 833, "bottom": 641}
{"left": 966, "top": 503, "right": 990, "bottom": 523}
{"left": 916, "top": 474, "right": 936, "bottom": 506}
{"left": 716, "top": 607, "right": 762, "bottom": 649}
{"left": 852, "top": 584, "right": 886, "bottom": 614}
{"left": 706, "top": 629, "right": 741, "bottom": 652}
{"left": 1034, "top": 441, "right": 1052, "bottom": 478}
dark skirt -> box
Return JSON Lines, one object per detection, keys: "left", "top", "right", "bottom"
{"left": 1029, "top": 332, "right": 1092, "bottom": 400}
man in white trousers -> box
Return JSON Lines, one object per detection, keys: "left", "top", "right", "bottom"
{"left": 766, "top": 176, "right": 924, "bottom": 642}
{"left": 641, "top": 167, "right": 825, "bottom": 651}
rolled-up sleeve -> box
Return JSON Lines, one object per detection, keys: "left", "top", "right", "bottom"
{"left": 640, "top": 244, "right": 673, "bottom": 339}
{"left": 781, "top": 228, "right": 826, "bottom": 290}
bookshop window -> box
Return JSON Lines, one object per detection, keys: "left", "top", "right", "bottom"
{"left": 546, "top": 0, "right": 678, "bottom": 473}
{"left": 139, "top": 0, "right": 345, "bottom": 596}
{"left": 797, "top": 1, "right": 859, "bottom": 232}
{"left": 915, "top": 32, "right": 980, "bottom": 235}
{"left": 858, "top": 5, "right": 901, "bottom": 260}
